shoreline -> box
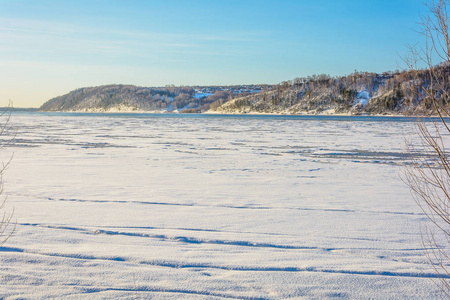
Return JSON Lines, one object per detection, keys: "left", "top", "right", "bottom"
{"left": 34, "top": 109, "right": 417, "bottom": 118}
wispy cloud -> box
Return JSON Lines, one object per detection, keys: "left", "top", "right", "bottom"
{"left": 0, "top": 17, "right": 271, "bottom": 60}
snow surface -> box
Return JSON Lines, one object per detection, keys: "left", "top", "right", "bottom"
{"left": 193, "top": 93, "right": 214, "bottom": 99}
{"left": 0, "top": 114, "right": 446, "bottom": 299}
{"left": 166, "top": 96, "right": 175, "bottom": 112}
{"left": 355, "top": 90, "right": 370, "bottom": 107}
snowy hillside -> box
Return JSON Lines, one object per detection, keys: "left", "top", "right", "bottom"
{"left": 39, "top": 84, "right": 268, "bottom": 113}
{"left": 39, "top": 65, "right": 450, "bottom": 116}
{"left": 211, "top": 66, "right": 450, "bottom": 115}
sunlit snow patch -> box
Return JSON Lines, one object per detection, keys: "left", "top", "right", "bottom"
{"left": 355, "top": 89, "right": 370, "bottom": 107}
{"left": 193, "top": 92, "right": 214, "bottom": 99}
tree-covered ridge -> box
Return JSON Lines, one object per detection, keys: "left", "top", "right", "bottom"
{"left": 40, "top": 85, "right": 189, "bottom": 112}
{"left": 212, "top": 65, "right": 450, "bottom": 115}
{"left": 39, "top": 84, "right": 269, "bottom": 112}
{"left": 39, "top": 65, "right": 450, "bottom": 115}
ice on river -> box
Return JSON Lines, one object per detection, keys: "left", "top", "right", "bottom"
{"left": 0, "top": 114, "right": 445, "bottom": 299}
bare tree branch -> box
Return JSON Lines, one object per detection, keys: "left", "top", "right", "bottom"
{"left": 0, "top": 102, "right": 15, "bottom": 246}
{"left": 405, "top": 0, "right": 450, "bottom": 294}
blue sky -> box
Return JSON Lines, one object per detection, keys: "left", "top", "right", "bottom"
{"left": 0, "top": 0, "right": 427, "bottom": 107}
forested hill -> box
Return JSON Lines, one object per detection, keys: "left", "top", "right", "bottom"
{"left": 38, "top": 84, "right": 266, "bottom": 112}
{"left": 211, "top": 66, "right": 450, "bottom": 115}
{"left": 39, "top": 85, "right": 185, "bottom": 112}
{"left": 40, "top": 66, "right": 450, "bottom": 115}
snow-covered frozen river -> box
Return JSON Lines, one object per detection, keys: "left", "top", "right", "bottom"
{"left": 0, "top": 113, "right": 445, "bottom": 298}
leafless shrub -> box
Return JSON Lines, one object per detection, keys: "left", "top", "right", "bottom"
{"left": 404, "top": 0, "right": 450, "bottom": 295}
{"left": 0, "top": 105, "right": 15, "bottom": 246}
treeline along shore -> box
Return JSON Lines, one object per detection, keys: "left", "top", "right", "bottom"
{"left": 39, "top": 65, "right": 450, "bottom": 116}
